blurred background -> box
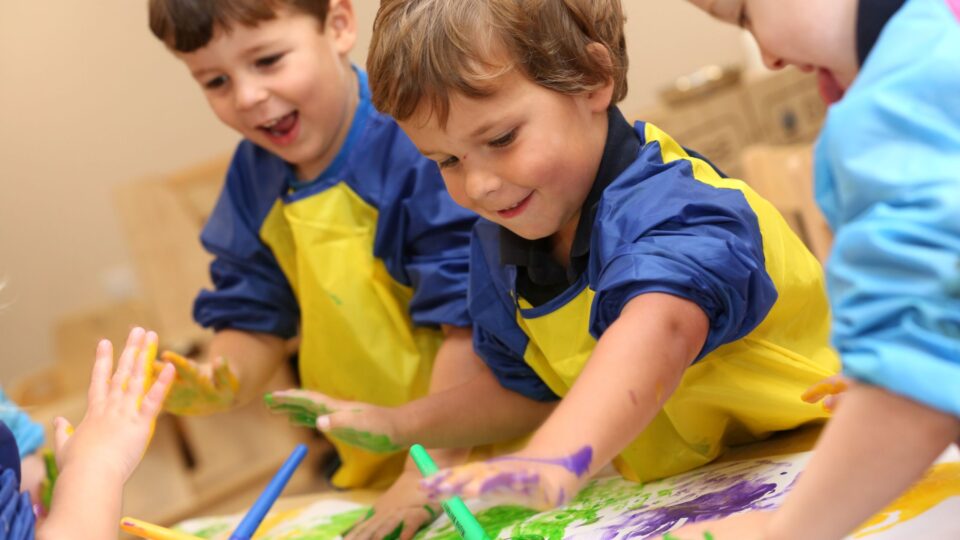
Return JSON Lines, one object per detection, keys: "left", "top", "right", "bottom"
{"left": 0, "top": 0, "right": 830, "bottom": 527}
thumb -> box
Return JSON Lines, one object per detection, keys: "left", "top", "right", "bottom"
{"left": 315, "top": 410, "right": 355, "bottom": 433}
{"left": 53, "top": 417, "right": 74, "bottom": 455}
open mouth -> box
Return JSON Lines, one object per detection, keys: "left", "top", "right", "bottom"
{"left": 496, "top": 193, "right": 532, "bottom": 219}
{"left": 258, "top": 111, "right": 300, "bottom": 145}
{"left": 816, "top": 69, "right": 846, "bottom": 105}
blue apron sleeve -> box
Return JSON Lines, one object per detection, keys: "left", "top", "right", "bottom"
{"left": 193, "top": 145, "right": 300, "bottom": 338}
{"left": 814, "top": 0, "right": 960, "bottom": 416}
{"left": 590, "top": 157, "right": 778, "bottom": 359}
{"left": 0, "top": 390, "right": 42, "bottom": 459}
{"left": 398, "top": 160, "right": 475, "bottom": 328}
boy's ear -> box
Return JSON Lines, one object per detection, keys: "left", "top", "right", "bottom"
{"left": 585, "top": 42, "right": 615, "bottom": 112}
{"left": 326, "top": 0, "right": 358, "bottom": 55}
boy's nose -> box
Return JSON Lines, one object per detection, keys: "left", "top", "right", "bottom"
{"left": 234, "top": 80, "right": 269, "bottom": 110}
{"left": 760, "top": 49, "right": 786, "bottom": 71}
{"left": 464, "top": 167, "right": 502, "bottom": 203}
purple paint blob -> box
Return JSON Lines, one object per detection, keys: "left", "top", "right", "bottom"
{"left": 595, "top": 480, "right": 777, "bottom": 539}
{"left": 491, "top": 446, "right": 594, "bottom": 478}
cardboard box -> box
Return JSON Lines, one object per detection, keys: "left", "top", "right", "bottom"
{"left": 743, "top": 69, "right": 826, "bottom": 145}
{"left": 637, "top": 86, "right": 758, "bottom": 179}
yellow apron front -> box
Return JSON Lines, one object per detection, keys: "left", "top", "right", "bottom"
{"left": 261, "top": 183, "right": 442, "bottom": 489}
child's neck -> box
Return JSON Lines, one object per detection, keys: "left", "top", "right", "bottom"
{"left": 293, "top": 66, "right": 360, "bottom": 181}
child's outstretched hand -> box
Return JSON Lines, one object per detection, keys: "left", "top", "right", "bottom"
{"left": 53, "top": 328, "right": 175, "bottom": 485}
{"left": 664, "top": 510, "right": 774, "bottom": 540}
{"left": 156, "top": 351, "right": 238, "bottom": 415}
{"left": 420, "top": 447, "right": 592, "bottom": 511}
{"left": 264, "top": 389, "right": 404, "bottom": 453}
{"left": 344, "top": 470, "right": 440, "bottom": 540}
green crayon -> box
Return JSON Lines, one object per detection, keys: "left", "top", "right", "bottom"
{"left": 409, "top": 444, "right": 490, "bottom": 540}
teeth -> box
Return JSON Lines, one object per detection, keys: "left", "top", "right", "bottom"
{"left": 261, "top": 113, "right": 289, "bottom": 129}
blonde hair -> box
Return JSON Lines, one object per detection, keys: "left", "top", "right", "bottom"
{"left": 368, "top": 0, "right": 628, "bottom": 127}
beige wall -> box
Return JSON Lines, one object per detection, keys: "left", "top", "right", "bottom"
{"left": 0, "top": 1, "right": 743, "bottom": 383}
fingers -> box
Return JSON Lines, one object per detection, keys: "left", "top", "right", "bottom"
{"left": 87, "top": 339, "right": 114, "bottom": 408}
{"left": 346, "top": 508, "right": 430, "bottom": 540}
{"left": 265, "top": 389, "right": 340, "bottom": 428}
{"left": 801, "top": 375, "right": 849, "bottom": 405}
{"left": 125, "top": 330, "right": 158, "bottom": 409}
{"left": 111, "top": 327, "right": 146, "bottom": 398}
{"left": 212, "top": 357, "right": 239, "bottom": 396}
{"left": 159, "top": 349, "right": 204, "bottom": 387}
{"left": 52, "top": 417, "right": 74, "bottom": 456}
{"left": 140, "top": 363, "right": 176, "bottom": 419}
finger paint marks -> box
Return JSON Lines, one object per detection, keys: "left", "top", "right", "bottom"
{"left": 853, "top": 462, "right": 960, "bottom": 537}
{"left": 491, "top": 447, "right": 594, "bottom": 478}
{"left": 329, "top": 427, "right": 402, "bottom": 453}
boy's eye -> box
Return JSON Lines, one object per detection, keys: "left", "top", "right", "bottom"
{"left": 204, "top": 75, "right": 228, "bottom": 90}
{"left": 438, "top": 156, "right": 460, "bottom": 169}
{"left": 489, "top": 129, "right": 517, "bottom": 148}
{"left": 255, "top": 53, "right": 284, "bottom": 68}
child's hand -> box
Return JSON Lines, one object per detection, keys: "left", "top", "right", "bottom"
{"left": 420, "top": 447, "right": 591, "bottom": 511}
{"left": 20, "top": 453, "right": 45, "bottom": 507}
{"left": 801, "top": 375, "right": 851, "bottom": 412}
{"left": 156, "top": 351, "right": 238, "bottom": 415}
{"left": 264, "top": 389, "right": 404, "bottom": 453}
{"left": 664, "top": 510, "right": 774, "bottom": 540}
{"left": 54, "top": 328, "right": 175, "bottom": 485}
{"left": 344, "top": 470, "right": 440, "bottom": 540}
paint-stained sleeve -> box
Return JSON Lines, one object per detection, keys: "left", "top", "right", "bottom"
{"left": 193, "top": 148, "right": 300, "bottom": 339}
{"left": 814, "top": 8, "right": 960, "bottom": 416}
{"left": 589, "top": 156, "right": 778, "bottom": 360}
{"left": 468, "top": 222, "right": 560, "bottom": 401}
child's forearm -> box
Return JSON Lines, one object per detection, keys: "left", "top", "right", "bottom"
{"left": 525, "top": 293, "right": 708, "bottom": 475}
{"left": 207, "top": 329, "right": 288, "bottom": 405}
{"left": 400, "top": 366, "right": 557, "bottom": 449}
{"left": 38, "top": 461, "right": 124, "bottom": 540}
{"left": 765, "top": 383, "right": 960, "bottom": 540}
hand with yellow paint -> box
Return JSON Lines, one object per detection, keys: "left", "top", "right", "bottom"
{"left": 265, "top": 389, "right": 403, "bottom": 453}
{"left": 39, "top": 327, "right": 176, "bottom": 540}
{"left": 801, "top": 375, "right": 850, "bottom": 413}
{"left": 156, "top": 351, "right": 239, "bottom": 416}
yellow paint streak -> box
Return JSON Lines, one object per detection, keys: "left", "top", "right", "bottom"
{"left": 854, "top": 462, "right": 960, "bottom": 537}
{"left": 252, "top": 507, "right": 304, "bottom": 539}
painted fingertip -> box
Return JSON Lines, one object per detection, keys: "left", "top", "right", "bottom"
{"left": 316, "top": 415, "right": 331, "bottom": 431}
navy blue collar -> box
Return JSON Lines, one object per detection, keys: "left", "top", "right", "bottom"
{"left": 857, "top": 0, "right": 907, "bottom": 66}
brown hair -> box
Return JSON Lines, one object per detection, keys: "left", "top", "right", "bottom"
{"left": 368, "top": 0, "right": 628, "bottom": 127}
{"left": 149, "top": 0, "right": 330, "bottom": 53}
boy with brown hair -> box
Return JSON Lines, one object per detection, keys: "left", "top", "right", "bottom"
{"left": 146, "top": 1, "right": 552, "bottom": 537}
{"left": 300, "top": 0, "right": 840, "bottom": 510}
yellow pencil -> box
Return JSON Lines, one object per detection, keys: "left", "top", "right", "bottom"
{"left": 120, "top": 517, "right": 203, "bottom": 540}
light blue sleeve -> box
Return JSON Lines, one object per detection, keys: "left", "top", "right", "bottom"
{"left": 0, "top": 389, "right": 44, "bottom": 458}
{"left": 813, "top": 0, "right": 960, "bottom": 417}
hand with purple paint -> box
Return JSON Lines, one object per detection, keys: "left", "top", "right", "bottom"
{"left": 420, "top": 446, "right": 593, "bottom": 511}
{"left": 266, "top": 389, "right": 405, "bottom": 453}
{"left": 664, "top": 510, "right": 773, "bottom": 540}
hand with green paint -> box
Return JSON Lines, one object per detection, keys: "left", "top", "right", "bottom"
{"left": 265, "top": 389, "right": 404, "bottom": 453}
{"left": 156, "top": 351, "right": 239, "bottom": 416}
{"left": 343, "top": 470, "right": 440, "bottom": 540}
{"left": 665, "top": 511, "right": 771, "bottom": 540}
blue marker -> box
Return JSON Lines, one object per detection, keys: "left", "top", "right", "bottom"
{"left": 229, "top": 444, "right": 308, "bottom": 540}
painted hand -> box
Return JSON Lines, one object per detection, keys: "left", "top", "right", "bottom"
{"left": 420, "top": 447, "right": 593, "bottom": 511}
{"left": 54, "top": 328, "right": 176, "bottom": 484}
{"left": 264, "top": 389, "right": 404, "bottom": 453}
{"left": 801, "top": 375, "right": 850, "bottom": 413}
{"left": 664, "top": 510, "right": 774, "bottom": 540}
{"left": 345, "top": 470, "right": 440, "bottom": 540}
{"left": 157, "top": 350, "right": 238, "bottom": 415}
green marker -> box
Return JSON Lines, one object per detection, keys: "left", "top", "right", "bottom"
{"left": 409, "top": 444, "right": 491, "bottom": 540}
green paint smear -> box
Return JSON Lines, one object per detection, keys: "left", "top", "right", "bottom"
{"left": 263, "top": 393, "right": 334, "bottom": 428}
{"left": 330, "top": 427, "right": 401, "bottom": 453}
{"left": 184, "top": 522, "right": 231, "bottom": 539}
{"left": 416, "top": 505, "right": 540, "bottom": 540}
